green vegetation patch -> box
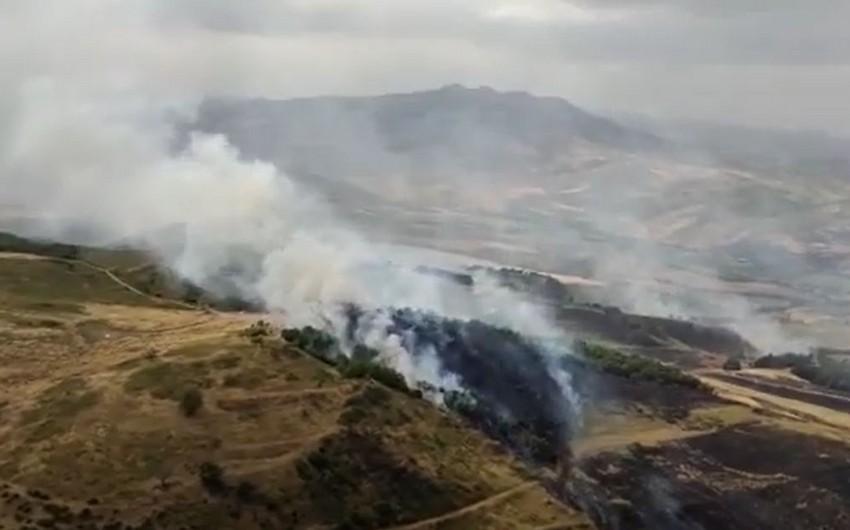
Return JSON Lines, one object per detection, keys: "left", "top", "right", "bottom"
{"left": 20, "top": 377, "right": 101, "bottom": 442}
{"left": 576, "top": 340, "right": 705, "bottom": 389}
{"left": 340, "top": 359, "right": 409, "bottom": 394}
{"left": 282, "top": 326, "right": 411, "bottom": 394}
{"left": 282, "top": 326, "right": 338, "bottom": 363}
{"left": 124, "top": 360, "right": 212, "bottom": 401}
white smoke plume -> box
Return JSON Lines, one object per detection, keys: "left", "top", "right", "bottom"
{"left": 0, "top": 1, "right": 582, "bottom": 407}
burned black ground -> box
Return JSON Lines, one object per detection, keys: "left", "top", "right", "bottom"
{"left": 576, "top": 423, "right": 850, "bottom": 530}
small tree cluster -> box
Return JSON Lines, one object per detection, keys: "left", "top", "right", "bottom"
{"left": 340, "top": 359, "right": 409, "bottom": 394}
{"left": 244, "top": 320, "right": 274, "bottom": 343}
{"left": 281, "top": 326, "right": 411, "bottom": 394}
{"left": 281, "top": 326, "right": 339, "bottom": 363}
{"left": 576, "top": 340, "right": 705, "bottom": 390}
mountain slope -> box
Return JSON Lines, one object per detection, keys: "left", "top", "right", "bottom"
{"left": 4, "top": 235, "right": 850, "bottom": 529}
{"left": 0, "top": 246, "right": 589, "bottom": 529}
{"left": 192, "top": 85, "right": 661, "bottom": 183}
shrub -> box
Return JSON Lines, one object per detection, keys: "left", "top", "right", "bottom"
{"left": 444, "top": 390, "right": 478, "bottom": 417}
{"left": 179, "top": 387, "right": 203, "bottom": 417}
{"left": 199, "top": 462, "right": 226, "bottom": 495}
{"left": 351, "top": 344, "right": 380, "bottom": 363}
{"left": 244, "top": 320, "right": 273, "bottom": 343}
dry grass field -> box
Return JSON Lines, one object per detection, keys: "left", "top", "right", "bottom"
{"left": 0, "top": 251, "right": 590, "bottom": 529}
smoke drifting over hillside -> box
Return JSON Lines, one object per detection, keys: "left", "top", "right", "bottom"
{"left": 0, "top": 1, "right": 834, "bottom": 377}
{"left": 0, "top": 2, "right": 592, "bottom": 418}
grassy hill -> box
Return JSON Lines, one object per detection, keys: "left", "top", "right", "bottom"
{"left": 0, "top": 244, "right": 589, "bottom": 529}
{"left": 4, "top": 233, "right": 850, "bottom": 529}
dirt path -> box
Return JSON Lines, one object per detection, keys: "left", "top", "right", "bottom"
{"left": 227, "top": 429, "right": 337, "bottom": 475}
{"left": 0, "top": 251, "right": 200, "bottom": 311}
{"left": 384, "top": 481, "right": 536, "bottom": 530}
{"left": 85, "top": 261, "right": 199, "bottom": 310}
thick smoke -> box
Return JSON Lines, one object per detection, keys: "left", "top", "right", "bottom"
{"left": 0, "top": 2, "right": 582, "bottom": 422}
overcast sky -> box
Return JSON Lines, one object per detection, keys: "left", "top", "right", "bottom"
{"left": 2, "top": 0, "right": 849, "bottom": 135}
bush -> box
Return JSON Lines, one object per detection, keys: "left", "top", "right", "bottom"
{"left": 198, "top": 462, "right": 226, "bottom": 495}
{"left": 351, "top": 344, "right": 380, "bottom": 363}
{"left": 179, "top": 387, "right": 203, "bottom": 417}
{"left": 244, "top": 320, "right": 273, "bottom": 343}
{"left": 444, "top": 390, "right": 478, "bottom": 417}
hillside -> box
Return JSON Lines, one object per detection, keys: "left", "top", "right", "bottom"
{"left": 0, "top": 243, "right": 589, "bottom": 529}
{"left": 3, "top": 235, "right": 850, "bottom": 528}
{"left": 188, "top": 86, "right": 850, "bottom": 350}
{"left": 193, "top": 85, "right": 661, "bottom": 183}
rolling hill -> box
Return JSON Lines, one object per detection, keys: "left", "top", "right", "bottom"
{"left": 3, "top": 234, "right": 850, "bottom": 528}
{"left": 0, "top": 238, "right": 588, "bottom": 529}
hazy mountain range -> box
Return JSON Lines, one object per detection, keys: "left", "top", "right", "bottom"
{"left": 190, "top": 85, "right": 850, "bottom": 346}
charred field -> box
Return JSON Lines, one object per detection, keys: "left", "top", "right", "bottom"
{"left": 575, "top": 424, "right": 850, "bottom": 530}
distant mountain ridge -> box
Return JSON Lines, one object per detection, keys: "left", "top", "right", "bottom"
{"left": 191, "top": 84, "right": 663, "bottom": 181}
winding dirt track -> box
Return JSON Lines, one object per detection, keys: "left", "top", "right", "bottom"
{"left": 384, "top": 481, "right": 536, "bottom": 530}
{"left": 69, "top": 258, "right": 199, "bottom": 310}
{"left": 0, "top": 251, "right": 199, "bottom": 310}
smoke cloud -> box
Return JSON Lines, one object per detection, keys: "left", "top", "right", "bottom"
{"left": 0, "top": 1, "right": 587, "bottom": 419}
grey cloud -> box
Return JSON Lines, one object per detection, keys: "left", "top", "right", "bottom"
{"left": 1, "top": 1, "right": 847, "bottom": 135}
{"left": 151, "top": 1, "right": 850, "bottom": 66}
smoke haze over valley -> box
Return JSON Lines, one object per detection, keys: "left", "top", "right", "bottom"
{"left": 2, "top": 2, "right": 850, "bottom": 529}
{"left": 3, "top": 1, "right": 850, "bottom": 353}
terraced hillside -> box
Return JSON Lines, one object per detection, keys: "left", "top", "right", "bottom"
{"left": 0, "top": 248, "right": 589, "bottom": 529}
